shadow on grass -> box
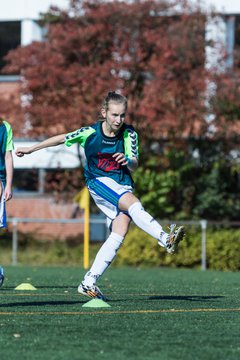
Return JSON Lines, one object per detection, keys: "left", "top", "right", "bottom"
{"left": 148, "top": 295, "right": 224, "bottom": 302}
{"left": 108, "top": 295, "right": 224, "bottom": 303}
{"left": 35, "top": 286, "right": 78, "bottom": 289}
{"left": 0, "top": 299, "right": 85, "bottom": 307}
{"left": 1, "top": 285, "right": 77, "bottom": 290}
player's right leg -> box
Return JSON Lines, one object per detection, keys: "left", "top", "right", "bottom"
{"left": 78, "top": 283, "right": 107, "bottom": 301}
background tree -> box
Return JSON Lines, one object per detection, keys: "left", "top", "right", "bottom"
{"left": 2, "top": 0, "right": 239, "bottom": 220}
{"left": 3, "top": 0, "right": 207, "bottom": 140}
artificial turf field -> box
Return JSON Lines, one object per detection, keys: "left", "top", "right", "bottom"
{"left": 0, "top": 266, "right": 239, "bottom": 360}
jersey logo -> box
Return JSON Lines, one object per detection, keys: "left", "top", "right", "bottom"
{"left": 97, "top": 153, "right": 120, "bottom": 171}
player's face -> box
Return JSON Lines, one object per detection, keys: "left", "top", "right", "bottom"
{"left": 102, "top": 102, "right": 127, "bottom": 134}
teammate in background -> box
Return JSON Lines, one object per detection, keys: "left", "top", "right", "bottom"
{"left": 16, "top": 91, "right": 185, "bottom": 300}
{"left": 0, "top": 118, "right": 14, "bottom": 287}
{"left": 0, "top": 118, "right": 14, "bottom": 227}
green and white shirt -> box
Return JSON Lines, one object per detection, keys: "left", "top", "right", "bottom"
{"left": 65, "top": 121, "right": 139, "bottom": 187}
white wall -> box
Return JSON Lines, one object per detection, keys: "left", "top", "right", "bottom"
{"left": 21, "top": 19, "right": 43, "bottom": 45}
{"left": 204, "top": 0, "right": 240, "bottom": 14}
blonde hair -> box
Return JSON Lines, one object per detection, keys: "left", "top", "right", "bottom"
{"left": 102, "top": 91, "right": 128, "bottom": 112}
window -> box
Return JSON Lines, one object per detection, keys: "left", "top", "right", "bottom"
{"left": 0, "top": 21, "right": 21, "bottom": 73}
{"left": 13, "top": 169, "right": 39, "bottom": 193}
{"left": 235, "top": 16, "right": 240, "bottom": 46}
{"left": 234, "top": 15, "right": 240, "bottom": 67}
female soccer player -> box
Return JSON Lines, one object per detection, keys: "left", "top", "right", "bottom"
{"left": 16, "top": 91, "right": 185, "bottom": 300}
{"left": 0, "top": 118, "right": 14, "bottom": 287}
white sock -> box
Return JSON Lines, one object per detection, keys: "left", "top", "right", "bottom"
{"left": 128, "top": 202, "right": 168, "bottom": 247}
{"left": 83, "top": 232, "right": 124, "bottom": 287}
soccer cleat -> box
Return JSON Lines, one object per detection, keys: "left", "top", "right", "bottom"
{"left": 165, "top": 224, "right": 185, "bottom": 254}
{"left": 78, "top": 282, "right": 107, "bottom": 301}
{"left": 0, "top": 267, "right": 4, "bottom": 288}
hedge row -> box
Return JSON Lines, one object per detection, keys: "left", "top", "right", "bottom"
{"left": 115, "top": 226, "right": 240, "bottom": 271}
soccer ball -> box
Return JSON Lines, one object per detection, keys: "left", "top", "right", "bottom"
{"left": 0, "top": 267, "right": 4, "bottom": 287}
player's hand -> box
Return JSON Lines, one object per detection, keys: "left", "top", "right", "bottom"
{"left": 112, "top": 153, "right": 128, "bottom": 165}
{"left": 4, "top": 185, "right": 12, "bottom": 201}
{"left": 15, "top": 147, "right": 32, "bottom": 157}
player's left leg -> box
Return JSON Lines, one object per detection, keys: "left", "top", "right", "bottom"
{"left": 118, "top": 192, "right": 185, "bottom": 254}
{"left": 78, "top": 213, "right": 131, "bottom": 300}
{"left": 0, "top": 182, "right": 6, "bottom": 287}
{"left": 0, "top": 267, "right": 4, "bottom": 287}
{"left": 0, "top": 180, "right": 7, "bottom": 229}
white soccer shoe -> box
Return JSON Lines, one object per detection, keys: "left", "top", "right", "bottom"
{"left": 78, "top": 283, "right": 107, "bottom": 301}
{"left": 165, "top": 224, "right": 185, "bottom": 254}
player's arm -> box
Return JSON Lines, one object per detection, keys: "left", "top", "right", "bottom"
{"left": 120, "top": 126, "right": 139, "bottom": 172}
{"left": 4, "top": 151, "right": 13, "bottom": 201}
{"left": 125, "top": 156, "right": 138, "bottom": 172}
{"left": 15, "top": 133, "right": 66, "bottom": 157}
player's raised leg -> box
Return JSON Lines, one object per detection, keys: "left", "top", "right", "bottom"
{"left": 118, "top": 193, "right": 185, "bottom": 252}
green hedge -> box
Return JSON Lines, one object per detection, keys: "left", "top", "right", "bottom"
{"left": 1, "top": 226, "right": 239, "bottom": 270}
{"left": 115, "top": 226, "right": 240, "bottom": 271}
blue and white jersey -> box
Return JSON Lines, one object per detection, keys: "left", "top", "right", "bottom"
{"left": 65, "top": 121, "right": 139, "bottom": 187}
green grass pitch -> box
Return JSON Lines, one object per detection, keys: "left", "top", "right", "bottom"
{"left": 0, "top": 266, "right": 239, "bottom": 360}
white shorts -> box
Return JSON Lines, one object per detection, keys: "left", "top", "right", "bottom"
{"left": 0, "top": 182, "right": 6, "bottom": 229}
{"left": 87, "top": 177, "right": 133, "bottom": 226}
